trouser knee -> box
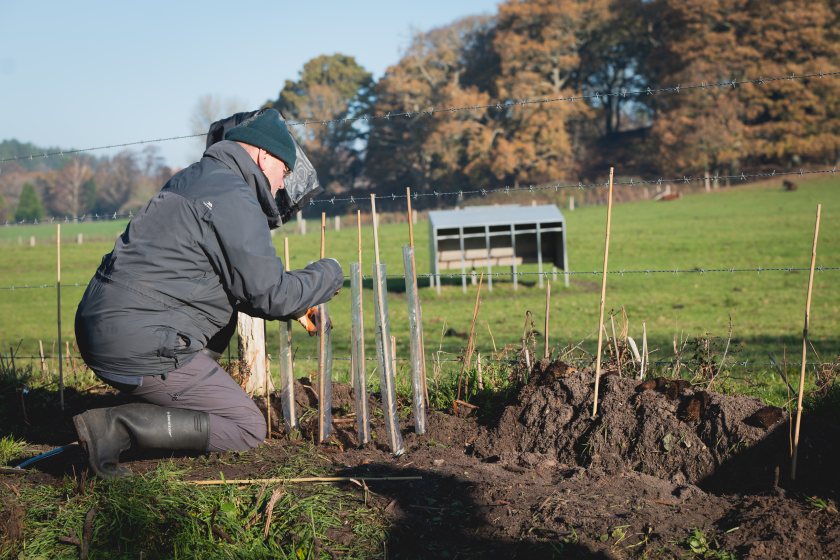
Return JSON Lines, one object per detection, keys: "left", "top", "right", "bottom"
{"left": 239, "top": 407, "right": 267, "bottom": 450}
{"left": 212, "top": 401, "right": 266, "bottom": 452}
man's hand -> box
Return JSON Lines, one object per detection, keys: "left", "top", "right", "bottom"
{"left": 297, "top": 306, "right": 332, "bottom": 336}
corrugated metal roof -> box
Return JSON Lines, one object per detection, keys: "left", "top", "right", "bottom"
{"left": 428, "top": 204, "right": 565, "bottom": 230}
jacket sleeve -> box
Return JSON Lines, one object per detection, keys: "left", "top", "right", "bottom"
{"left": 205, "top": 190, "right": 343, "bottom": 320}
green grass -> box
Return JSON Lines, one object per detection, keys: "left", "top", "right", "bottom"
{"left": 0, "top": 435, "right": 27, "bottom": 466}
{"left": 0, "top": 177, "right": 838, "bottom": 405}
{"left": 1, "top": 452, "right": 386, "bottom": 559}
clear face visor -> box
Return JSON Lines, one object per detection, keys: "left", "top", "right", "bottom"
{"left": 279, "top": 138, "right": 322, "bottom": 221}
{"left": 206, "top": 110, "right": 322, "bottom": 223}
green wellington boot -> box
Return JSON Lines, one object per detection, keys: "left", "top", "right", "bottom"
{"left": 73, "top": 403, "right": 209, "bottom": 479}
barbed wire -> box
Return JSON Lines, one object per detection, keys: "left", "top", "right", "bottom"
{"left": 1, "top": 266, "right": 838, "bottom": 292}
{"left": 309, "top": 167, "right": 839, "bottom": 205}
{"left": 2, "top": 211, "right": 134, "bottom": 227}
{"left": 1, "top": 70, "right": 836, "bottom": 168}
{"left": 3, "top": 166, "right": 838, "bottom": 227}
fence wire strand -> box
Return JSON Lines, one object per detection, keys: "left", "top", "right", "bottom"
{"left": 4, "top": 166, "right": 839, "bottom": 226}
{"left": 1, "top": 70, "right": 836, "bottom": 168}
{"left": 1, "top": 266, "right": 838, "bottom": 292}
{"left": 308, "top": 168, "right": 838, "bottom": 206}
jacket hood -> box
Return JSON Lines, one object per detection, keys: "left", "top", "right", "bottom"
{"left": 203, "top": 140, "right": 283, "bottom": 229}
{"left": 206, "top": 110, "right": 323, "bottom": 224}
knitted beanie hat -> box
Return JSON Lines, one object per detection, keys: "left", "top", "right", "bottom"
{"left": 224, "top": 108, "right": 297, "bottom": 168}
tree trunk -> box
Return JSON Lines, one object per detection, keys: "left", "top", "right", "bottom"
{"left": 237, "top": 313, "right": 274, "bottom": 396}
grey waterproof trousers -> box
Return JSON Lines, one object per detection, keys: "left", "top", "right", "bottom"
{"left": 113, "top": 352, "right": 266, "bottom": 452}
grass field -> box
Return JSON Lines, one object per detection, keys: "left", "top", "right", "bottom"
{"left": 1, "top": 177, "right": 838, "bottom": 404}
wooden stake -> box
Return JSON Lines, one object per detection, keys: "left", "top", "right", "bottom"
{"left": 792, "top": 204, "right": 821, "bottom": 481}
{"left": 544, "top": 282, "right": 551, "bottom": 360}
{"left": 592, "top": 167, "right": 615, "bottom": 418}
{"left": 57, "top": 224, "right": 64, "bottom": 410}
{"left": 191, "top": 475, "right": 422, "bottom": 486}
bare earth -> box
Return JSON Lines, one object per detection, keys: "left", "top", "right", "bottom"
{"left": 3, "top": 363, "right": 839, "bottom": 558}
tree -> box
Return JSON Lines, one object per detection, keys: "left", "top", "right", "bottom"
{"left": 484, "top": 0, "right": 606, "bottom": 185}
{"left": 15, "top": 182, "right": 44, "bottom": 222}
{"left": 81, "top": 178, "right": 97, "bottom": 214}
{"left": 42, "top": 159, "right": 93, "bottom": 219}
{"left": 577, "top": 0, "right": 653, "bottom": 135}
{"left": 0, "top": 194, "right": 8, "bottom": 223}
{"left": 365, "top": 16, "right": 496, "bottom": 197}
{"left": 189, "top": 94, "right": 248, "bottom": 158}
{"left": 273, "top": 54, "right": 374, "bottom": 192}
{"left": 646, "top": 0, "right": 840, "bottom": 173}
{"left": 93, "top": 151, "right": 140, "bottom": 214}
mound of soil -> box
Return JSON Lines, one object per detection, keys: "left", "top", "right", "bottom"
{"left": 473, "top": 362, "right": 794, "bottom": 493}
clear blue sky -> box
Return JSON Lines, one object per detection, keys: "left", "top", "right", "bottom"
{"left": 1, "top": 1, "right": 500, "bottom": 169}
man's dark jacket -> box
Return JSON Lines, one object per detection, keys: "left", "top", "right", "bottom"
{"left": 75, "top": 140, "right": 343, "bottom": 378}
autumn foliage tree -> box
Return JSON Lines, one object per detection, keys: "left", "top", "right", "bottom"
{"left": 364, "top": 16, "right": 496, "bottom": 197}
{"left": 273, "top": 54, "right": 374, "bottom": 192}
{"left": 646, "top": 0, "right": 840, "bottom": 174}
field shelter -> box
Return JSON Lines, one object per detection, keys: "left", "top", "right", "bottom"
{"left": 427, "top": 204, "right": 568, "bottom": 292}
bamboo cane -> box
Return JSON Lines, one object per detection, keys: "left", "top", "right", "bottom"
{"left": 592, "top": 167, "right": 615, "bottom": 418}
{"left": 191, "top": 476, "right": 422, "bottom": 486}
{"left": 457, "top": 273, "right": 483, "bottom": 404}
{"left": 38, "top": 340, "right": 46, "bottom": 375}
{"left": 544, "top": 282, "right": 551, "bottom": 360}
{"left": 391, "top": 335, "right": 398, "bottom": 387}
{"left": 610, "top": 312, "right": 622, "bottom": 374}
{"left": 641, "top": 321, "right": 648, "bottom": 381}
{"left": 57, "top": 224, "right": 64, "bottom": 410}
{"left": 791, "top": 204, "right": 821, "bottom": 481}
{"left": 66, "top": 341, "right": 73, "bottom": 381}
